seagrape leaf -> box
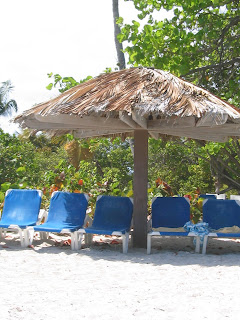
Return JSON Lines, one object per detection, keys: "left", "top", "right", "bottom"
{"left": 1, "top": 182, "right": 11, "bottom": 192}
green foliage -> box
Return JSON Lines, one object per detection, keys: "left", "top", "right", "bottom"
{"left": 184, "top": 193, "right": 204, "bottom": 224}
{"left": 0, "top": 129, "right": 68, "bottom": 206}
{"left": 0, "top": 130, "right": 134, "bottom": 212}
{"left": 46, "top": 73, "right": 93, "bottom": 93}
{"left": 46, "top": 67, "right": 119, "bottom": 94}
{"left": 0, "top": 127, "right": 217, "bottom": 216}
{"left": 148, "top": 138, "right": 214, "bottom": 196}
{"left": 0, "top": 80, "right": 18, "bottom": 116}
{"left": 120, "top": 0, "right": 240, "bottom": 106}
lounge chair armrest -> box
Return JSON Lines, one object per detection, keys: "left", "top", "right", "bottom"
{"left": 84, "top": 214, "right": 93, "bottom": 227}
{"left": 77, "top": 228, "right": 86, "bottom": 233}
{"left": 8, "top": 224, "right": 20, "bottom": 230}
{"left": 147, "top": 216, "right": 152, "bottom": 232}
{"left": 37, "top": 209, "right": 48, "bottom": 224}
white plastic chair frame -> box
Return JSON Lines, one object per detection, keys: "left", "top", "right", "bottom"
{"left": 147, "top": 230, "right": 200, "bottom": 254}
{"left": 76, "top": 229, "right": 130, "bottom": 253}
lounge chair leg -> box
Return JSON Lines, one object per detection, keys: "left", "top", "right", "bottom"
{"left": 19, "top": 229, "right": 27, "bottom": 247}
{"left": 84, "top": 233, "right": 93, "bottom": 246}
{"left": 75, "top": 232, "right": 83, "bottom": 250}
{"left": 130, "top": 231, "right": 134, "bottom": 247}
{"left": 40, "top": 232, "right": 49, "bottom": 240}
{"left": 24, "top": 229, "right": 32, "bottom": 247}
{"left": 71, "top": 233, "right": 76, "bottom": 250}
{"left": 195, "top": 237, "right": 200, "bottom": 253}
{"left": 147, "top": 234, "right": 152, "bottom": 254}
{"left": 202, "top": 236, "right": 208, "bottom": 255}
{"left": 122, "top": 233, "right": 129, "bottom": 254}
{"left": 28, "top": 227, "right": 34, "bottom": 246}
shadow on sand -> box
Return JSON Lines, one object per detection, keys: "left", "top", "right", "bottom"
{"left": 1, "top": 233, "right": 240, "bottom": 268}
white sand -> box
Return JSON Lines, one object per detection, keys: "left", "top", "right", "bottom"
{"left": 1, "top": 233, "right": 240, "bottom": 320}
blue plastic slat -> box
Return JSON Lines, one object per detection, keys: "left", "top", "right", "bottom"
{"left": 203, "top": 199, "right": 240, "bottom": 230}
{"left": 153, "top": 231, "right": 189, "bottom": 236}
{"left": 90, "top": 195, "right": 133, "bottom": 233}
{"left": 34, "top": 192, "right": 88, "bottom": 232}
{"left": 216, "top": 233, "right": 240, "bottom": 237}
{"left": 152, "top": 197, "right": 190, "bottom": 228}
{"left": 84, "top": 228, "right": 127, "bottom": 235}
{"left": 0, "top": 189, "right": 42, "bottom": 228}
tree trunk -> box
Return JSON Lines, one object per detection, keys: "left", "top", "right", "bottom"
{"left": 214, "top": 175, "right": 221, "bottom": 194}
{"left": 112, "top": 0, "right": 126, "bottom": 70}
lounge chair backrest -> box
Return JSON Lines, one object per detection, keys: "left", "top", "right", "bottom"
{"left": 203, "top": 199, "right": 240, "bottom": 229}
{"left": 92, "top": 195, "right": 133, "bottom": 230}
{"left": 46, "top": 192, "right": 89, "bottom": 226}
{"left": 1, "top": 189, "right": 42, "bottom": 225}
{"left": 151, "top": 197, "right": 190, "bottom": 228}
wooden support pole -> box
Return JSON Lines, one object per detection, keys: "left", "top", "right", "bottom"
{"left": 132, "top": 130, "right": 148, "bottom": 248}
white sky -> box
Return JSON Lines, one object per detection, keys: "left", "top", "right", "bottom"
{"left": 0, "top": 0, "right": 169, "bottom": 133}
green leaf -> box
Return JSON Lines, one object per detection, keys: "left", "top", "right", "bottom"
{"left": 16, "top": 166, "right": 26, "bottom": 173}
{"left": 116, "top": 17, "right": 123, "bottom": 25}
{"left": 54, "top": 74, "right": 62, "bottom": 82}
{"left": 157, "top": 21, "right": 164, "bottom": 28}
{"left": 46, "top": 83, "right": 53, "bottom": 90}
{"left": 112, "top": 182, "right": 119, "bottom": 189}
{"left": 9, "top": 183, "right": 20, "bottom": 189}
{"left": 1, "top": 182, "right": 11, "bottom": 192}
{"left": 0, "top": 191, "right": 4, "bottom": 202}
{"left": 179, "top": 63, "right": 189, "bottom": 75}
{"left": 132, "top": 20, "right": 140, "bottom": 28}
{"left": 18, "top": 182, "right": 28, "bottom": 189}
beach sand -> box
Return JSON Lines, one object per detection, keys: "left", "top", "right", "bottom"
{"left": 1, "top": 233, "right": 240, "bottom": 320}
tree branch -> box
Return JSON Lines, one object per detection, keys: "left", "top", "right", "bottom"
{"left": 220, "top": 146, "right": 240, "bottom": 170}
{"left": 234, "top": 139, "right": 240, "bottom": 159}
{"left": 216, "top": 157, "right": 240, "bottom": 178}
{"left": 219, "top": 186, "right": 234, "bottom": 194}
{"left": 218, "top": 16, "right": 240, "bottom": 45}
{"left": 181, "top": 57, "right": 240, "bottom": 77}
{"left": 220, "top": 172, "right": 240, "bottom": 188}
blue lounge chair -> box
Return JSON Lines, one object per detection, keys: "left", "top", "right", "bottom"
{"left": 77, "top": 195, "right": 133, "bottom": 253}
{"left": 202, "top": 199, "right": 240, "bottom": 254}
{"left": 0, "top": 189, "right": 42, "bottom": 247}
{"left": 147, "top": 197, "right": 199, "bottom": 254}
{"left": 32, "top": 191, "right": 89, "bottom": 250}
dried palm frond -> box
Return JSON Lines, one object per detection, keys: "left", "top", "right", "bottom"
{"left": 15, "top": 67, "right": 240, "bottom": 120}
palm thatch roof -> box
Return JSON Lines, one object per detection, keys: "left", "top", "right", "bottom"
{"left": 15, "top": 67, "right": 240, "bottom": 142}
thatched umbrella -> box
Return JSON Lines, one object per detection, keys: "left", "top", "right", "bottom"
{"left": 15, "top": 67, "right": 240, "bottom": 248}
